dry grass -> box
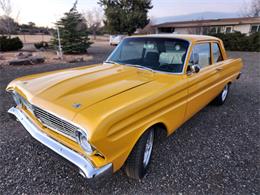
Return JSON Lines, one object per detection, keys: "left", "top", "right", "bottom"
{"left": 10, "top": 35, "right": 109, "bottom": 44}
{"left": 0, "top": 36, "right": 110, "bottom": 66}
{"left": 11, "top": 35, "right": 52, "bottom": 44}
{"left": 0, "top": 51, "right": 93, "bottom": 66}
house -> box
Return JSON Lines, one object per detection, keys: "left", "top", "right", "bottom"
{"left": 152, "top": 17, "right": 260, "bottom": 35}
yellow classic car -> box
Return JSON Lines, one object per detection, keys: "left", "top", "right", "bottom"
{"left": 6, "top": 34, "right": 243, "bottom": 180}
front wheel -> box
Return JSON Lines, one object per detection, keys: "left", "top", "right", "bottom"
{"left": 124, "top": 128, "right": 154, "bottom": 179}
{"left": 212, "top": 84, "right": 230, "bottom": 106}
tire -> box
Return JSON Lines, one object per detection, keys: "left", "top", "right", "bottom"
{"left": 212, "top": 84, "right": 230, "bottom": 106}
{"left": 124, "top": 128, "right": 154, "bottom": 180}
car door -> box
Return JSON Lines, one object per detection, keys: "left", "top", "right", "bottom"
{"left": 185, "top": 41, "right": 223, "bottom": 120}
{"left": 211, "top": 41, "right": 229, "bottom": 90}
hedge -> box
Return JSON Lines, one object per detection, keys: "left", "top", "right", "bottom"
{"left": 34, "top": 41, "right": 49, "bottom": 49}
{"left": 208, "top": 32, "right": 260, "bottom": 52}
{"left": 0, "top": 36, "right": 23, "bottom": 51}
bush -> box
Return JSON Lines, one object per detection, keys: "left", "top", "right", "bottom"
{"left": 208, "top": 32, "right": 260, "bottom": 52}
{"left": 248, "top": 32, "right": 260, "bottom": 52}
{"left": 0, "top": 36, "right": 23, "bottom": 51}
{"left": 34, "top": 41, "right": 49, "bottom": 49}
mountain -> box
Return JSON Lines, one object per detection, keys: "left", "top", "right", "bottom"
{"left": 152, "top": 12, "right": 240, "bottom": 25}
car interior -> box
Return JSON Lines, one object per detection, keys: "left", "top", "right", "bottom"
{"left": 109, "top": 38, "right": 189, "bottom": 73}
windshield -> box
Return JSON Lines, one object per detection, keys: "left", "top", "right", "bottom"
{"left": 106, "top": 37, "right": 190, "bottom": 73}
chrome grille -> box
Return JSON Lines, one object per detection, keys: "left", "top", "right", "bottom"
{"left": 33, "top": 106, "right": 78, "bottom": 140}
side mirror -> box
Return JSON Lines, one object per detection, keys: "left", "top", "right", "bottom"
{"left": 191, "top": 64, "right": 200, "bottom": 73}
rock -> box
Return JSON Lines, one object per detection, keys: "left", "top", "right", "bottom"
{"left": 15, "top": 52, "right": 32, "bottom": 59}
{"left": 53, "top": 57, "right": 62, "bottom": 60}
{"left": 9, "top": 55, "right": 45, "bottom": 65}
{"left": 68, "top": 57, "right": 84, "bottom": 63}
{"left": 0, "top": 61, "right": 8, "bottom": 67}
{"left": 0, "top": 55, "right": 5, "bottom": 60}
{"left": 9, "top": 58, "right": 33, "bottom": 65}
{"left": 29, "top": 56, "right": 45, "bottom": 64}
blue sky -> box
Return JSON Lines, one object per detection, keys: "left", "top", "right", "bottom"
{"left": 6, "top": 0, "right": 249, "bottom": 27}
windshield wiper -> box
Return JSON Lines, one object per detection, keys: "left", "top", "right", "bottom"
{"left": 104, "top": 60, "right": 117, "bottom": 64}
{"left": 104, "top": 62, "right": 154, "bottom": 72}
{"left": 127, "top": 64, "right": 154, "bottom": 72}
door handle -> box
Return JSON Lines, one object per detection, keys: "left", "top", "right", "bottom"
{"left": 216, "top": 67, "right": 223, "bottom": 71}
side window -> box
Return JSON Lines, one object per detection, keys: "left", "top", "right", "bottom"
{"left": 212, "top": 43, "right": 223, "bottom": 63}
{"left": 251, "top": 25, "right": 260, "bottom": 33}
{"left": 189, "top": 43, "right": 211, "bottom": 69}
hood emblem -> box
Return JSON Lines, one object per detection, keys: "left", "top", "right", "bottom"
{"left": 72, "top": 103, "right": 81, "bottom": 108}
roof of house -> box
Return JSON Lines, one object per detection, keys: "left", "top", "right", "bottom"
{"left": 152, "top": 17, "right": 260, "bottom": 28}
{"left": 132, "top": 34, "right": 220, "bottom": 42}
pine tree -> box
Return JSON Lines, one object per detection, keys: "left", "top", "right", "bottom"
{"left": 51, "top": 1, "right": 92, "bottom": 54}
{"left": 99, "top": 0, "right": 153, "bottom": 35}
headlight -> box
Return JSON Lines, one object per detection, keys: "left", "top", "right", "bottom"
{"left": 10, "top": 91, "right": 33, "bottom": 113}
{"left": 11, "top": 91, "right": 21, "bottom": 106}
{"left": 20, "top": 95, "right": 34, "bottom": 113}
{"left": 76, "top": 130, "right": 94, "bottom": 155}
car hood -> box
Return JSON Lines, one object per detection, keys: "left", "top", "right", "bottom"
{"left": 9, "top": 64, "right": 156, "bottom": 120}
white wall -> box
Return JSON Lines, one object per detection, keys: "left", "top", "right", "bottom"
{"left": 175, "top": 25, "right": 253, "bottom": 34}
{"left": 233, "top": 24, "right": 251, "bottom": 34}
{"left": 156, "top": 24, "right": 255, "bottom": 35}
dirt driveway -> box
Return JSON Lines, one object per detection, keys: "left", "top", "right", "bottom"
{"left": 0, "top": 43, "right": 259, "bottom": 194}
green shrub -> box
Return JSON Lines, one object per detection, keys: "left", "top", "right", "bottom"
{"left": 34, "top": 41, "right": 49, "bottom": 49}
{"left": 248, "top": 32, "right": 260, "bottom": 52}
{"left": 208, "top": 32, "right": 260, "bottom": 52}
{"left": 0, "top": 36, "right": 23, "bottom": 51}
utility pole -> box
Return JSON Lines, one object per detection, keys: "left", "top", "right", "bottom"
{"left": 56, "top": 27, "right": 63, "bottom": 60}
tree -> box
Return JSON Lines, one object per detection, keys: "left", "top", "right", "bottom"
{"left": 98, "top": 0, "right": 153, "bottom": 35}
{"left": 0, "top": 16, "right": 17, "bottom": 34}
{"left": 28, "top": 22, "right": 36, "bottom": 28}
{"left": 241, "top": 0, "right": 260, "bottom": 17}
{"left": 84, "top": 7, "right": 103, "bottom": 40}
{"left": 51, "top": 1, "right": 92, "bottom": 54}
{"left": 250, "top": 0, "right": 260, "bottom": 16}
{"left": 135, "top": 15, "right": 156, "bottom": 34}
{"left": 0, "top": 0, "right": 12, "bottom": 16}
{"left": 0, "top": 0, "right": 13, "bottom": 36}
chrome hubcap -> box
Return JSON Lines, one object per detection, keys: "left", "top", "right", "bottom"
{"left": 143, "top": 130, "right": 154, "bottom": 168}
{"left": 222, "top": 85, "right": 228, "bottom": 101}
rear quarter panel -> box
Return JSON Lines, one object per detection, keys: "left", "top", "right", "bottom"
{"left": 219, "top": 58, "right": 243, "bottom": 84}
{"left": 217, "top": 40, "right": 243, "bottom": 84}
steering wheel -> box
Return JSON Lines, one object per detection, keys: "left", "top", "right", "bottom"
{"left": 158, "top": 64, "right": 172, "bottom": 71}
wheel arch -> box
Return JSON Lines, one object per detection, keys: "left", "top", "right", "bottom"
{"left": 121, "top": 121, "right": 168, "bottom": 168}
{"left": 149, "top": 122, "right": 168, "bottom": 141}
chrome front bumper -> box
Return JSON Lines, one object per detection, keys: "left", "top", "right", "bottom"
{"left": 8, "top": 107, "right": 112, "bottom": 179}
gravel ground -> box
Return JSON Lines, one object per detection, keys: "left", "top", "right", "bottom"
{"left": 0, "top": 43, "right": 259, "bottom": 194}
